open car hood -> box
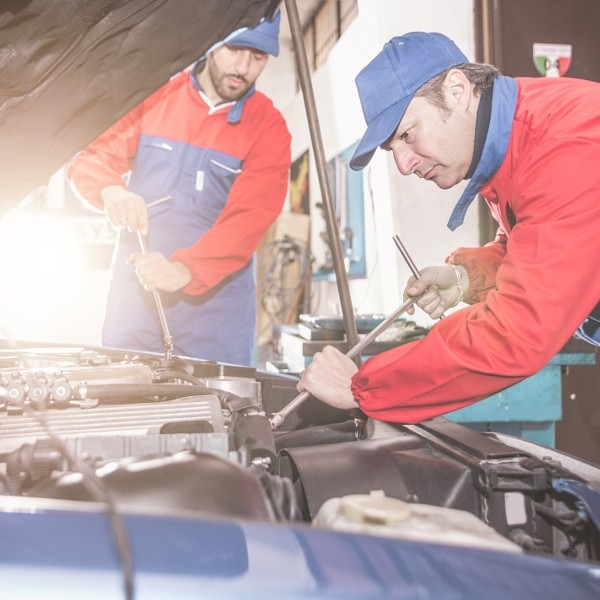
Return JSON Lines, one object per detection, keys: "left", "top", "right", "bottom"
{"left": 0, "top": 0, "right": 280, "bottom": 213}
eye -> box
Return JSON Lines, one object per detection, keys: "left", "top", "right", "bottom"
{"left": 399, "top": 129, "right": 412, "bottom": 142}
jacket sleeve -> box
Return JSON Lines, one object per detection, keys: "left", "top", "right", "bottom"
{"left": 352, "top": 137, "right": 600, "bottom": 424}
{"left": 170, "top": 110, "right": 291, "bottom": 295}
{"left": 66, "top": 100, "right": 146, "bottom": 210}
{"left": 446, "top": 227, "right": 507, "bottom": 304}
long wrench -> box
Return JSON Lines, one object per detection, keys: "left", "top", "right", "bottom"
{"left": 393, "top": 234, "right": 444, "bottom": 319}
{"left": 393, "top": 234, "right": 421, "bottom": 280}
{"left": 269, "top": 295, "right": 420, "bottom": 429}
{"left": 136, "top": 230, "right": 174, "bottom": 362}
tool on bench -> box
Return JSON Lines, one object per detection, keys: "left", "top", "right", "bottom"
{"left": 269, "top": 294, "right": 421, "bottom": 430}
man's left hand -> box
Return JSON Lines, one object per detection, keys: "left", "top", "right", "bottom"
{"left": 127, "top": 251, "right": 192, "bottom": 293}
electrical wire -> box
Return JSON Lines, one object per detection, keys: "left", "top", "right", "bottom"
{"left": 258, "top": 235, "right": 313, "bottom": 323}
{"left": 257, "top": 235, "right": 314, "bottom": 352}
{"left": 24, "top": 404, "right": 135, "bottom": 600}
{"left": 252, "top": 466, "right": 300, "bottom": 522}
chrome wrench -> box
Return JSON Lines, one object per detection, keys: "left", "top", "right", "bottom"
{"left": 136, "top": 230, "right": 173, "bottom": 363}
{"left": 269, "top": 295, "right": 420, "bottom": 430}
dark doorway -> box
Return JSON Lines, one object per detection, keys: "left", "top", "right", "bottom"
{"left": 474, "top": 0, "right": 600, "bottom": 465}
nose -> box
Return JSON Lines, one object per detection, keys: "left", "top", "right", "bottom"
{"left": 233, "top": 50, "right": 252, "bottom": 75}
{"left": 392, "top": 146, "right": 419, "bottom": 176}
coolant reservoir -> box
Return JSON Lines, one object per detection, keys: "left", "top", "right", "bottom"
{"left": 313, "top": 490, "right": 521, "bottom": 553}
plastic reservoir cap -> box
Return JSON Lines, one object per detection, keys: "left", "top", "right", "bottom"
{"left": 341, "top": 490, "right": 411, "bottom": 525}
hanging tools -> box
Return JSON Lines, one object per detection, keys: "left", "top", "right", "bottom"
{"left": 269, "top": 294, "right": 421, "bottom": 430}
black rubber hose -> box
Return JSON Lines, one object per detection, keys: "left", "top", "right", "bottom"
{"left": 5, "top": 440, "right": 63, "bottom": 495}
{"left": 81, "top": 383, "right": 242, "bottom": 407}
{"left": 5, "top": 443, "right": 32, "bottom": 495}
{"left": 232, "top": 413, "right": 277, "bottom": 463}
{"left": 152, "top": 371, "right": 206, "bottom": 386}
{"left": 274, "top": 419, "right": 364, "bottom": 452}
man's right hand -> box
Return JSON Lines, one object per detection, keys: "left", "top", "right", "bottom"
{"left": 296, "top": 346, "right": 360, "bottom": 411}
{"left": 101, "top": 185, "right": 148, "bottom": 235}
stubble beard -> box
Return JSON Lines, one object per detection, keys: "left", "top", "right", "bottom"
{"left": 208, "top": 59, "right": 250, "bottom": 102}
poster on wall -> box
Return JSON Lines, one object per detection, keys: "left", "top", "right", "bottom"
{"left": 290, "top": 150, "right": 310, "bottom": 215}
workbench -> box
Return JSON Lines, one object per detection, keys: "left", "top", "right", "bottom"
{"left": 446, "top": 339, "right": 596, "bottom": 448}
{"left": 273, "top": 326, "right": 596, "bottom": 449}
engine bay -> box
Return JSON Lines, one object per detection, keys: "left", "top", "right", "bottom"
{"left": 0, "top": 342, "right": 599, "bottom": 565}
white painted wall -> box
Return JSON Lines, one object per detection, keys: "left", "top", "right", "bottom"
{"left": 262, "top": 0, "right": 479, "bottom": 326}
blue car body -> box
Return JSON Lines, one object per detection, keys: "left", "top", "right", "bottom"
{"left": 2, "top": 497, "right": 600, "bottom": 600}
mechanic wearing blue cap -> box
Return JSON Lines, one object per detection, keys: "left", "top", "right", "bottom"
{"left": 68, "top": 11, "right": 291, "bottom": 366}
{"left": 298, "top": 31, "right": 600, "bottom": 423}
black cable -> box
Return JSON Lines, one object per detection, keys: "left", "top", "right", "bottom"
{"left": 258, "top": 235, "right": 313, "bottom": 325}
{"left": 533, "top": 501, "right": 581, "bottom": 526}
{"left": 25, "top": 405, "right": 134, "bottom": 600}
{"left": 252, "top": 466, "right": 300, "bottom": 522}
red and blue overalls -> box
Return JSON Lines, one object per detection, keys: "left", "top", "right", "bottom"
{"left": 68, "top": 63, "right": 291, "bottom": 365}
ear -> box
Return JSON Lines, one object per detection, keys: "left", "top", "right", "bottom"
{"left": 443, "top": 68, "right": 473, "bottom": 110}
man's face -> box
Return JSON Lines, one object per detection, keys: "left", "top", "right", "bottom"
{"left": 204, "top": 44, "right": 269, "bottom": 103}
{"left": 381, "top": 89, "right": 476, "bottom": 189}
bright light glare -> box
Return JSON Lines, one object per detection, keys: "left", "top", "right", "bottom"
{"left": 0, "top": 212, "right": 88, "bottom": 340}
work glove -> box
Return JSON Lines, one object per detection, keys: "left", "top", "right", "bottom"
{"left": 404, "top": 264, "right": 468, "bottom": 319}
{"left": 101, "top": 185, "right": 148, "bottom": 235}
{"left": 127, "top": 251, "right": 192, "bottom": 293}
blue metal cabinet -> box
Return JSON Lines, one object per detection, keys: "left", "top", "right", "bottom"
{"left": 447, "top": 343, "right": 596, "bottom": 447}
{"left": 277, "top": 329, "right": 596, "bottom": 449}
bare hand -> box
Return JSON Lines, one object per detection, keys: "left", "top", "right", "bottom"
{"left": 404, "top": 265, "right": 468, "bottom": 319}
{"left": 101, "top": 185, "right": 149, "bottom": 235}
{"left": 127, "top": 251, "right": 192, "bottom": 293}
{"left": 297, "top": 346, "right": 360, "bottom": 410}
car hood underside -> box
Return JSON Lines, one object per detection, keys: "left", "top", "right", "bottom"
{"left": 0, "top": 0, "right": 279, "bottom": 213}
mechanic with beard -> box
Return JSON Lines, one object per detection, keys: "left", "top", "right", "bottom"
{"left": 297, "top": 31, "right": 600, "bottom": 422}
{"left": 68, "top": 11, "right": 291, "bottom": 366}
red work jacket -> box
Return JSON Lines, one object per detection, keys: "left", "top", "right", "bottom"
{"left": 352, "top": 76, "right": 600, "bottom": 423}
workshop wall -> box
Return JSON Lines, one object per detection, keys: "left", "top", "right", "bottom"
{"left": 264, "top": 0, "right": 478, "bottom": 326}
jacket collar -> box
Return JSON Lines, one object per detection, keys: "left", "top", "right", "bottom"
{"left": 447, "top": 76, "right": 518, "bottom": 231}
{"left": 189, "top": 60, "right": 256, "bottom": 124}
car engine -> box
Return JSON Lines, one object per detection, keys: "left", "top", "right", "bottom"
{"left": 0, "top": 342, "right": 599, "bottom": 565}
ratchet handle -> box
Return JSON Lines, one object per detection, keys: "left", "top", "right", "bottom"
{"left": 136, "top": 231, "right": 174, "bottom": 361}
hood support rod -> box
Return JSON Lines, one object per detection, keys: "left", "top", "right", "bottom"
{"left": 284, "top": 0, "right": 360, "bottom": 363}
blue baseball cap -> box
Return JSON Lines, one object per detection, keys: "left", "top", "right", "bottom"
{"left": 349, "top": 32, "right": 468, "bottom": 171}
{"left": 221, "top": 10, "right": 281, "bottom": 57}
